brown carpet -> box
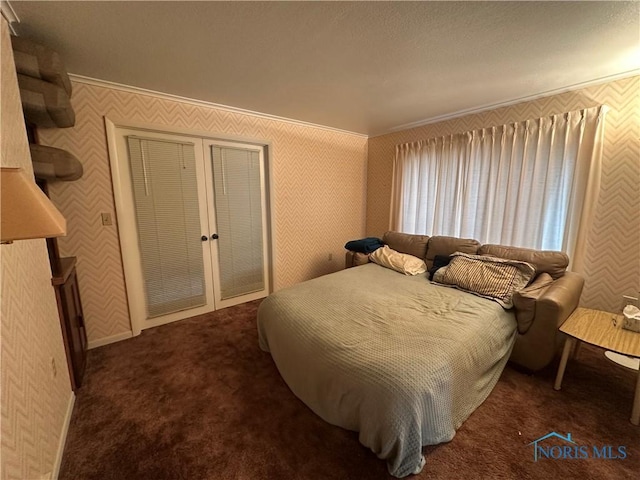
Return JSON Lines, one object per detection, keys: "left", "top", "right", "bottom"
{"left": 60, "top": 300, "right": 639, "bottom": 480}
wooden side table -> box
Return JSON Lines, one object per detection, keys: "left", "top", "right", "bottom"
{"left": 554, "top": 307, "right": 640, "bottom": 425}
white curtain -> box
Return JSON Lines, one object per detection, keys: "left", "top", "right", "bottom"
{"left": 390, "top": 105, "right": 607, "bottom": 272}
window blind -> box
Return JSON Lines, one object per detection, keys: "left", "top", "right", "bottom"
{"left": 211, "top": 146, "right": 264, "bottom": 299}
{"left": 127, "top": 137, "right": 206, "bottom": 317}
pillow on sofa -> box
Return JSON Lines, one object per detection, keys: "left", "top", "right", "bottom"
{"left": 478, "top": 244, "right": 569, "bottom": 280}
{"left": 369, "top": 245, "right": 427, "bottom": 276}
{"left": 433, "top": 252, "right": 536, "bottom": 308}
{"left": 512, "top": 273, "right": 554, "bottom": 334}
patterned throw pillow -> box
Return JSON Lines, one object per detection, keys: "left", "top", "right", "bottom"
{"left": 433, "top": 252, "right": 536, "bottom": 308}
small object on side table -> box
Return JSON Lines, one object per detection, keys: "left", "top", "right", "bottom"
{"left": 554, "top": 307, "right": 640, "bottom": 426}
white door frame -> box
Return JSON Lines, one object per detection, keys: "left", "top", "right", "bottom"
{"left": 105, "top": 117, "right": 274, "bottom": 336}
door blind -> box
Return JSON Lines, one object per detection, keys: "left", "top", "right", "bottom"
{"left": 127, "top": 137, "right": 206, "bottom": 317}
{"left": 211, "top": 146, "right": 265, "bottom": 299}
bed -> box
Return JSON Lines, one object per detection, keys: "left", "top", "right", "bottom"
{"left": 257, "top": 262, "right": 517, "bottom": 477}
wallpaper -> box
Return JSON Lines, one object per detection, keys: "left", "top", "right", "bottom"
{"left": 367, "top": 76, "right": 640, "bottom": 313}
{"left": 38, "top": 82, "right": 368, "bottom": 344}
{"left": 0, "top": 20, "right": 72, "bottom": 480}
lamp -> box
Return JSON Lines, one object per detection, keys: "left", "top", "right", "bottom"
{"left": 1, "top": 167, "right": 66, "bottom": 244}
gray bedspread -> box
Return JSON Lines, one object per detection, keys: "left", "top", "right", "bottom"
{"left": 257, "top": 263, "right": 517, "bottom": 477}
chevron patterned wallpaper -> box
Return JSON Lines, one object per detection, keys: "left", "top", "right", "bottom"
{"left": 1, "top": 20, "right": 72, "bottom": 480}
{"left": 38, "top": 82, "right": 368, "bottom": 344}
{"left": 367, "top": 76, "right": 640, "bottom": 313}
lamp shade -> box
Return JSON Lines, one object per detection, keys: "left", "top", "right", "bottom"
{"left": 1, "top": 167, "right": 66, "bottom": 242}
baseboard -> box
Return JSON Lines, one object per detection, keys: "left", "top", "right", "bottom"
{"left": 52, "top": 391, "right": 75, "bottom": 479}
{"left": 88, "top": 331, "right": 133, "bottom": 349}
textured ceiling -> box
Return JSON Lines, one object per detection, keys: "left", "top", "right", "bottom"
{"left": 9, "top": 1, "right": 640, "bottom": 135}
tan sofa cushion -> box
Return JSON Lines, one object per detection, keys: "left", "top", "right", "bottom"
{"left": 11, "top": 35, "right": 73, "bottom": 95}
{"left": 478, "top": 244, "right": 569, "bottom": 280}
{"left": 17, "top": 74, "right": 75, "bottom": 128}
{"left": 382, "top": 231, "right": 430, "bottom": 260}
{"left": 425, "top": 236, "right": 481, "bottom": 269}
{"left": 512, "top": 273, "right": 554, "bottom": 334}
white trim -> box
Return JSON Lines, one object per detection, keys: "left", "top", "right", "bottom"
{"left": 380, "top": 69, "right": 640, "bottom": 136}
{"left": 52, "top": 391, "right": 75, "bottom": 480}
{"left": 265, "top": 144, "right": 277, "bottom": 292}
{"left": 70, "top": 74, "right": 367, "bottom": 138}
{"left": 71, "top": 70, "right": 639, "bottom": 139}
{"left": 87, "top": 331, "right": 134, "bottom": 349}
{"left": 1, "top": 0, "right": 19, "bottom": 35}
{"left": 105, "top": 116, "right": 271, "bottom": 150}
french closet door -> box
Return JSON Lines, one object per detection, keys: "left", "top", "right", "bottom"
{"left": 111, "top": 127, "right": 269, "bottom": 334}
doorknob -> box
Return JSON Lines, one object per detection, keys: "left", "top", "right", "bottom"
{"left": 211, "top": 234, "right": 219, "bottom": 240}
{"left": 201, "top": 235, "right": 208, "bottom": 241}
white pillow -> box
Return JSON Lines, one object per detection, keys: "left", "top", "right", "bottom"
{"left": 369, "top": 245, "right": 427, "bottom": 275}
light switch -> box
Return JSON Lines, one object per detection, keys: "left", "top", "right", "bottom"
{"left": 101, "top": 212, "right": 113, "bottom": 226}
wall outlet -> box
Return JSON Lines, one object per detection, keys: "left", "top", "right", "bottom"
{"left": 50, "top": 357, "right": 57, "bottom": 378}
{"left": 328, "top": 253, "right": 333, "bottom": 261}
{"left": 101, "top": 212, "right": 113, "bottom": 226}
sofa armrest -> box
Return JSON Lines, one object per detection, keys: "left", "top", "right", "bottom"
{"left": 537, "top": 271, "right": 585, "bottom": 328}
{"left": 509, "top": 271, "right": 584, "bottom": 371}
{"left": 345, "top": 251, "right": 370, "bottom": 268}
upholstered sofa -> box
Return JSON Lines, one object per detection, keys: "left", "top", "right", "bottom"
{"left": 345, "top": 231, "right": 584, "bottom": 371}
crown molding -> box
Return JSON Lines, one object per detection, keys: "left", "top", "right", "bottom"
{"left": 68, "top": 74, "right": 368, "bottom": 139}
{"left": 0, "top": 0, "right": 19, "bottom": 35}
{"left": 65, "top": 68, "right": 640, "bottom": 140}
{"left": 379, "top": 69, "right": 640, "bottom": 137}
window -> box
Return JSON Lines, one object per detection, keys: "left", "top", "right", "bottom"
{"left": 390, "top": 106, "right": 606, "bottom": 271}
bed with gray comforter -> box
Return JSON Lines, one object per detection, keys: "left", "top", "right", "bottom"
{"left": 257, "top": 263, "right": 517, "bottom": 477}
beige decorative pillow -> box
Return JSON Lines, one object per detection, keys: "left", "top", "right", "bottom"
{"left": 369, "top": 245, "right": 427, "bottom": 276}
{"left": 433, "top": 252, "right": 536, "bottom": 308}
{"left": 512, "top": 273, "right": 554, "bottom": 333}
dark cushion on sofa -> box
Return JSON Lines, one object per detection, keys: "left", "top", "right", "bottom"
{"left": 428, "top": 254, "right": 452, "bottom": 280}
{"left": 382, "top": 231, "right": 430, "bottom": 260}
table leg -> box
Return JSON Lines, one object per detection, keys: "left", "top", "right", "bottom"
{"left": 632, "top": 368, "right": 640, "bottom": 426}
{"left": 554, "top": 337, "right": 576, "bottom": 391}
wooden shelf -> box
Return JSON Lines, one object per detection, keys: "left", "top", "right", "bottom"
{"left": 51, "top": 256, "right": 87, "bottom": 391}
{"left": 51, "top": 256, "right": 76, "bottom": 285}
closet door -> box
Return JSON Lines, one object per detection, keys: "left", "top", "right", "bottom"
{"left": 204, "top": 140, "right": 270, "bottom": 308}
{"left": 113, "top": 129, "right": 215, "bottom": 333}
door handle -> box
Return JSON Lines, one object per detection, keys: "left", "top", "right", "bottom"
{"left": 211, "top": 234, "right": 219, "bottom": 240}
{"left": 201, "top": 235, "right": 208, "bottom": 241}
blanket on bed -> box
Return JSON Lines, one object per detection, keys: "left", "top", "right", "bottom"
{"left": 257, "top": 263, "right": 517, "bottom": 477}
